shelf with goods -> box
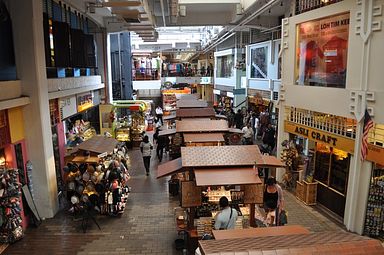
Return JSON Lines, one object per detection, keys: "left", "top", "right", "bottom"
{"left": 162, "top": 93, "right": 177, "bottom": 115}
{"left": 364, "top": 168, "right": 384, "bottom": 239}
{"left": 0, "top": 168, "right": 23, "bottom": 243}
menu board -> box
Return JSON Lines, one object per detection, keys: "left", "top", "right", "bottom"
{"left": 296, "top": 12, "right": 350, "bottom": 88}
{"left": 181, "top": 181, "right": 202, "bottom": 208}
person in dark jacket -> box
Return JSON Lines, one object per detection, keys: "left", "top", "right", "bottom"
{"left": 234, "top": 109, "right": 243, "bottom": 129}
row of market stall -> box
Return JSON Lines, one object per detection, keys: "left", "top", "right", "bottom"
{"left": 155, "top": 95, "right": 286, "bottom": 253}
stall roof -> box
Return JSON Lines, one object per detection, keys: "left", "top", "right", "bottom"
{"left": 194, "top": 167, "right": 261, "bottom": 186}
{"left": 256, "top": 155, "right": 286, "bottom": 168}
{"left": 176, "top": 100, "right": 208, "bottom": 108}
{"left": 176, "top": 120, "right": 228, "bottom": 133}
{"left": 211, "top": 225, "right": 310, "bottom": 240}
{"left": 163, "top": 114, "right": 177, "bottom": 121}
{"left": 176, "top": 108, "right": 215, "bottom": 118}
{"left": 176, "top": 94, "right": 199, "bottom": 100}
{"left": 77, "top": 136, "right": 119, "bottom": 154}
{"left": 183, "top": 133, "right": 225, "bottom": 143}
{"left": 228, "top": 128, "right": 244, "bottom": 134}
{"left": 199, "top": 231, "right": 383, "bottom": 255}
{"left": 157, "top": 158, "right": 183, "bottom": 178}
{"left": 215, "top": 114, "right": 227, "bottom": 119}
{"left": 181, "top": 145, "right": 263, "bottom": 167}
{"left": 159, "top": 128, "right": 177, "bottom": 137}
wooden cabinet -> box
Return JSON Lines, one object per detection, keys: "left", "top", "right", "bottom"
{"left": 296, "top": 181, "right": 318, "bottom": 205}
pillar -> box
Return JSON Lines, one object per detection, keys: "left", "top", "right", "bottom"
{"left": 9, "top": 0, "right": 58, "bottom": 218}
{"left": 344, "top": 122, "right": 372, "bottom": 234}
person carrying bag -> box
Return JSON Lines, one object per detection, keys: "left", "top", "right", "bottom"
{"left": 214, "top": 196, "right": 238, "bottom": 230}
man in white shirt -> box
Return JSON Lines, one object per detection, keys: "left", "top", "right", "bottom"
{"left": 254, "top": 116, "right": 259, "bottom": 140}
{"left": 214, "top": 196, "right": 238, "bottom": 230}
{"left": 155, "top": 106, "right": 163, "bottom": 125}
{"left": 241, "top": 122, "right": 254, "bottom": 145}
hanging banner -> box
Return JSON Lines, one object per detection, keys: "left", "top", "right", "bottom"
{"left": 296, "top": 12, "right": 350, "bottom": 88}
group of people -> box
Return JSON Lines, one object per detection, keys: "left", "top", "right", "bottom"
{"left": 223, "top": 108, "right": 276, "bottom": 152}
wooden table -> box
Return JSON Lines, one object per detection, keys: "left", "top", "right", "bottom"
{"left": 212, "top": 225, "right": 310, "bottom": 240}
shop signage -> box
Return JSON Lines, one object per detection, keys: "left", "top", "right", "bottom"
{"left": 284, "top": 121, "right": 355, "bottom": 153}
{"left": 366, "top": 144, "right": 384, "bottom": 166}
{"left": 213, "top": 89, "right": 220, "bottom": 95}
{"left": 181, "top": 181, "right": 202, "bottom": 208}
{"left": 77, "top": 92, "right": 94, "bottom": 112}
{"left": 59, "top": 96, "right": 77, "bottom": 120}
{"left": 234, "top": 88, "right": 246, "bottom": 95}
{"left": 200, "top": 77, "right": 212, "bottom": 84}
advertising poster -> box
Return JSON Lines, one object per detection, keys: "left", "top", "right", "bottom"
{"left": 296, "top": 13, "right": 350, "bottom": 88}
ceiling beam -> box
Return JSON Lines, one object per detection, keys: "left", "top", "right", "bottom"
{"left": 102, "top": 1, "right": 142, "bottom": 7}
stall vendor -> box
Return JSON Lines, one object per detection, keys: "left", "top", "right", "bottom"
{"left": 214, "top": 196, "right": 238, "bottom": 230}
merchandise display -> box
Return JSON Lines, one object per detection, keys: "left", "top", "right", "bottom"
{"left": 65, "top": 143, "right": 131, "bottom": 217}
{"left": 364, "top": 168, "right": 384, "bottom": 238}
{"left": 0, "top": 168, "right": 23, "bottom": 243}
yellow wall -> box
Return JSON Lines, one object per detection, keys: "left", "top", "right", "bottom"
{"left": 8, "top": 107, "right": 25, "bottom": 143}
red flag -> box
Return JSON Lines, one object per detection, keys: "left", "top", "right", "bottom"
{"left": 361, "top": 109, "right": 374, "bottom": 161}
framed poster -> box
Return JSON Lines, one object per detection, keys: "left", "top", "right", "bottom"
{"left": 295, "top": 13, "right": 350, "bottom": 88}
{"left": 250, "top": 45, "right": 268, "bottom": 78}
{"left": 181, "top": 181, "right": 202, "bottom": 208}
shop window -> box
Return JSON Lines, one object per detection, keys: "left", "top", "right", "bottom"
{"left": 250, "top": 45, "right": 268, "bottom": 78}
{"left": 216, "top": 55, "right": 233, "bottom": 78}
{"left": 295, "top": 13, "right": 350, "bottom": 88}
{"left": 314, "top": 143, "right": 331, "bottom": 185}
{"left": 329, "top": 148, "right": 350, "bottom": 194}
{"left": 314, "top": 143, "right": 350, "bottom": 195}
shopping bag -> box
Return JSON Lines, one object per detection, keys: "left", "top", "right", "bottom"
{"left": 279, "top": 210, "right": 288, "bottom": 225}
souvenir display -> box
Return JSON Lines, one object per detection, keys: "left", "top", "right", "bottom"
{"left": 364, "top": 168, "right": 384, "bottom": 238}
{"left": 65, "top": 143, "right": 131, "bottom": 217}
{"left": 0, "top": 168, "right": 23, "bottom": 243}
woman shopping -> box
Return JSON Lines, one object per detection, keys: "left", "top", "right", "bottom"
{"left": 263, "top": 177, "right": 285, "bottom": 226}
{"left": 140, "top": 135, "right": 153, "bottom": 176}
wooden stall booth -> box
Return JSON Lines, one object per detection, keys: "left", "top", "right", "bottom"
{"left": 156, "top": 145, "right": 285, "bottom": 253}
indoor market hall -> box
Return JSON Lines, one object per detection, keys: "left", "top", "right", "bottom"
{"left": 1, "top": 0, "right": 384, "bottom": 254}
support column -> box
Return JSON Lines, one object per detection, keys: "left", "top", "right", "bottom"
{"left": 344, "top": 122, "right": 372, "bottom": 234}
{"left": 9, "top": 0, "right": 58, "bottom": 218}
{"left": 276, "top": 102, "right": 289, "bottom": 182}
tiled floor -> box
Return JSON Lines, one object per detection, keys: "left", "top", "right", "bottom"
{"left": 3, "top": 145, "right": 346, "bottom": 255}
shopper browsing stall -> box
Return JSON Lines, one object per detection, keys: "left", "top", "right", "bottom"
{"left": 214, "top": 196, "right": 238, "bottom": 230}
{"left": 155, "top": 106, "right": 164, "bottom": 125}
{"left": 140, "top": 135, "right": 153, "bottom": 176}
{"left": 263, "top": 177, "right": 285, "bottom": 226}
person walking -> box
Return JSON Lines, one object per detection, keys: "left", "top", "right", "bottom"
{"left": 253, "top": 114, "right": 260, "bottom": 140}
{"left": 214, "top": 196, "right": 238, "bottom": 230}
{"left": 241, "top": 122, "right": 254, "bottom": 145}
{"left": 155, "top": 106, "right": 164, "bottom": 125}
{"left": 140, "top": 135, "right": 153, "bottom": 176}
{"left": 156, "top": 130, "right": 168, "bottom": 162}
{"left": 262, "top": 123, "right": 276, "bottom": 152}
{"left": 263, "top": 177, "right": 284, "bottom": 226}
{"left": 234, "top": 109, "right": 243, "bottom": 129}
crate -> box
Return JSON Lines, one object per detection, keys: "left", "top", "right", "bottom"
{"left": 295, "top": 181, "right": 304, "bottom": 201}
{"left": 303, "top": 181, "right": 318, "bottom": 205}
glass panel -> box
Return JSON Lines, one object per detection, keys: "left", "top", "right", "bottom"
{"left": 295, "top": 13, "right": 350, "bottom": 88}
{"left": 216, "top": 55, "right": 233, "bottom": 78}
{"left": 329, "top": 148, "right": 350, "bottom": 194}
{"left": 250, "top": 46, "right": 268, "bottom": 78}
{"left": 314, "top": 143, "right": 331, "bottom": 185}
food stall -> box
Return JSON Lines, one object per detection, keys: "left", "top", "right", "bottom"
{"left": 157, "top": 145, "right": 283, "bottom": 253}
{"left": 183, "top": 133, "right": 225, "bottom": 147}
{"left": 162, "top": 88, "right": 192, "bottom": 115}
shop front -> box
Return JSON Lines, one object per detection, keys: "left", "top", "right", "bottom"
{"left": 213, "top": 86, "right": 233, "bottom": 112}
{"left": 284, "top": 113, "right": 355, "bottom": 218}
{"left": 0, "top": 108, "right": 29, "bottom": 242}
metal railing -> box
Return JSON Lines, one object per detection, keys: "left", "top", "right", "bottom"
{"left": 369, "top": 124, "right": 384, "bottom": 147}
{"left": 295, "top": 0, "right": 343, "bottom": 15}
{"left": 285, "top": 107, "right": 357, "bottom": 139}
{"left": 132, "top": 68, "right": 160, "bottom": 81}
{"left": 161, "top": 68, "right": 213, "bottom": 77}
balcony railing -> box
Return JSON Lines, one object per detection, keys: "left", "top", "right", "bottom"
{"left": 285, "top": 107, "right": 357, "bottom": 139}
{"left": 295, "top": 0, "right": 343, "bottom": 15}
{"left": 369, "top": 124, "right": 384, "bottom": 147}
{"left": 161, "top": 68, "right": 213, "bottom": 77}
{"left": 132, "top": 68, "right": 160, "bottom": 81}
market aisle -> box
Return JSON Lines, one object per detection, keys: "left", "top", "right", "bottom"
{"left": 4, "top": 148, "right": 181, "bottom": 255}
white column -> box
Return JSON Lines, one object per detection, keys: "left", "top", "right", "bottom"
{"left": 344, "top": 122, "right": 372, "bottom": 234}
{"left": 10, "top": 0, "right": 58, "bottom": 218}
{"left": 276, "top": 102, "right": 289, "bottom": 182}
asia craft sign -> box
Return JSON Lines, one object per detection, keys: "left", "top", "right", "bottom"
{"left": 284, "top": 121, "right": 355, "bottom": 153}
{"left": 366, "top": 144, "right": 384, "bottom": 166}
